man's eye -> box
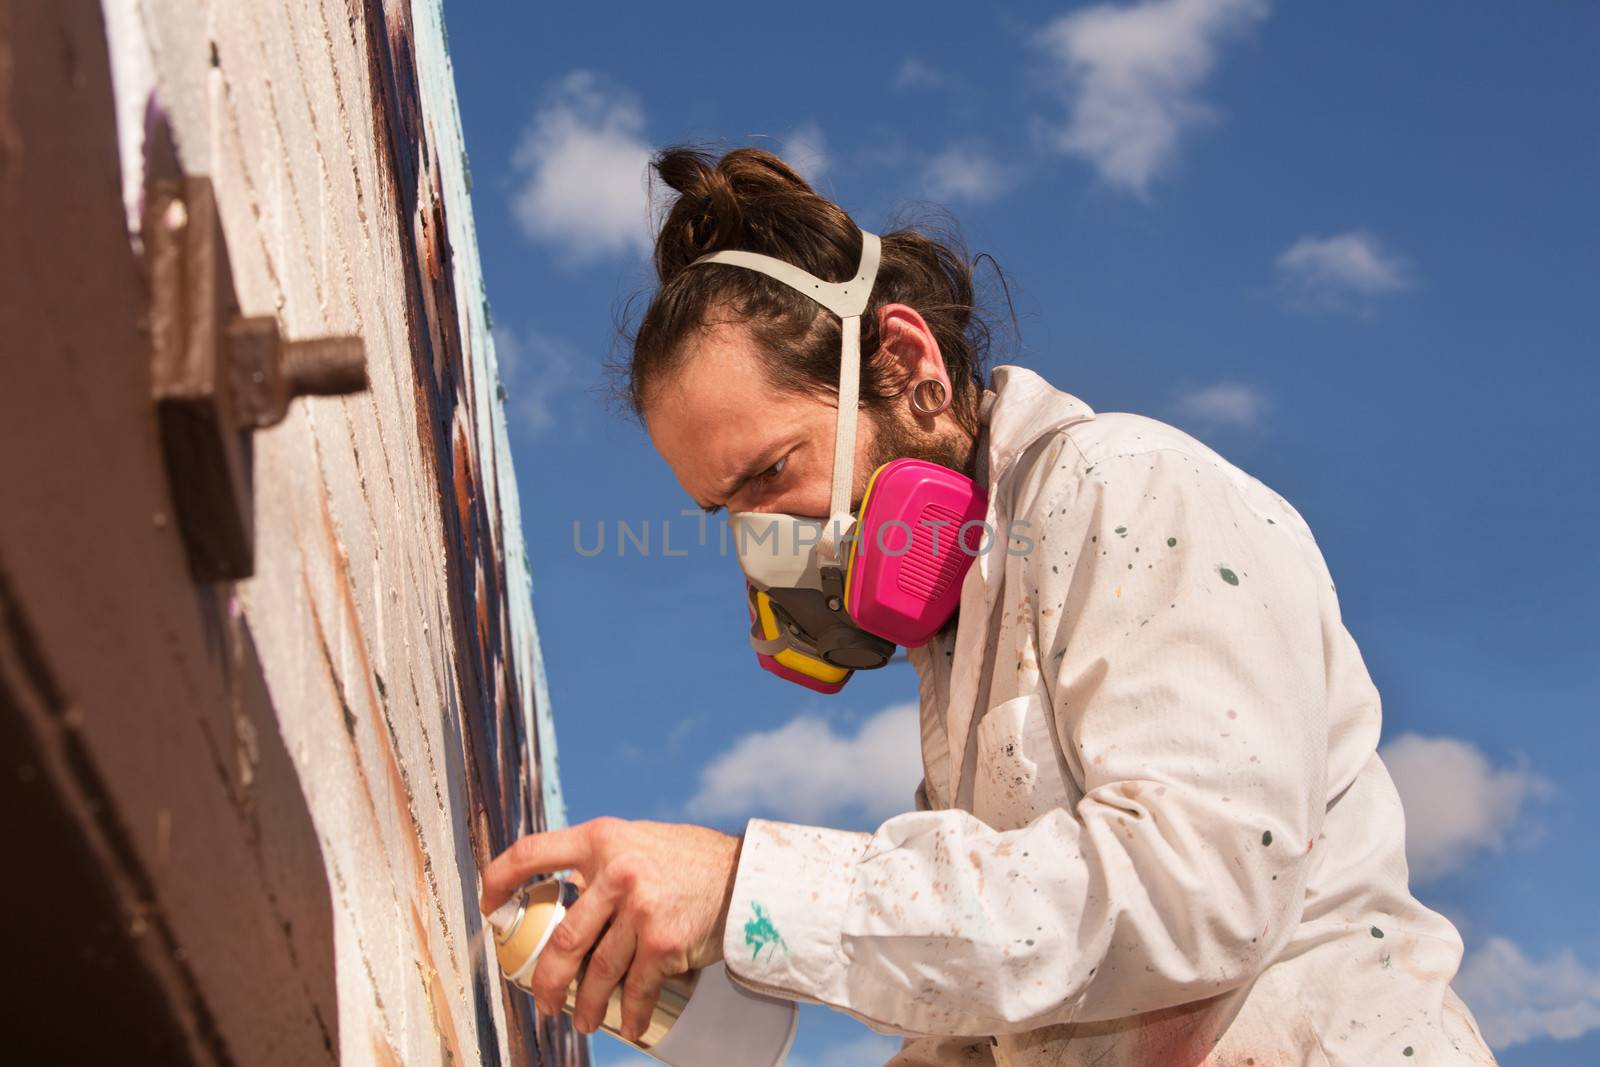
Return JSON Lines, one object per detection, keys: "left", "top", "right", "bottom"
{"left": 759, "top": 456, "right": 788, "bottom": 481}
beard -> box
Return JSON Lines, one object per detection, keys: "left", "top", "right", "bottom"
{"left": 856, "top": 404, "right": 975, "bottom": 508}
{"left": 859, "top": 404, "right": 976, "bottom": 641}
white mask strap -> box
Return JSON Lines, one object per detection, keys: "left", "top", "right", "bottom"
{"left": 689, "top": 231, "right": 882, "bottom": 561}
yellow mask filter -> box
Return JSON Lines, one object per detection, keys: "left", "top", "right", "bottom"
{"left": 749, "top": 587, "right": 851, "bottom": 692}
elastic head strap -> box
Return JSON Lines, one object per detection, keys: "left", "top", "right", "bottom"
{"left": 688, "top": 231, "right": 882, "bottom": 560}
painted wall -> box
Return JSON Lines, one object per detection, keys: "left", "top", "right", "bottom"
{"left": 97, "top": 1, "right": 576, "bottom": 1062}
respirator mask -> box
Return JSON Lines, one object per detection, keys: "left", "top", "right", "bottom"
{"left": 686, "top": 230, "right": 989, "bottom": 693}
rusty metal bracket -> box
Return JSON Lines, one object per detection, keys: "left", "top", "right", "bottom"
{"left": 144, "top": 176, "right": 367, "bottom": 582}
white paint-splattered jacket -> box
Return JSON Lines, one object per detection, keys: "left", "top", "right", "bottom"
{"left": 722, "top": 366, "right": 1496, "bottom": 1066}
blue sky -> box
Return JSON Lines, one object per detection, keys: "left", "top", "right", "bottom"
{"left": 444, "top": 2, "right": 1599, "bottom": 1063}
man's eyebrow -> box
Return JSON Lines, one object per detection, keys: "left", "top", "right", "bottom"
{"left": 699, "top": 453, "right": 780, "bottom": 513}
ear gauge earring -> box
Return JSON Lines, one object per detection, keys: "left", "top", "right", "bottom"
{"left": 910, "top": 377, "right": 951, "bottom": 417}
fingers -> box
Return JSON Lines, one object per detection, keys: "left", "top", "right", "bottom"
{"left": 571, "top": 921, "right": 636, "bottom": 1034}
{"left": 480, "top": 824, "right": 597, "bottom": 913}
{"left": 528, "top": 879, "right": 621, "bottom": 1014}
{"left": 620, "top": 958, "right": 667, "bottom": 1044}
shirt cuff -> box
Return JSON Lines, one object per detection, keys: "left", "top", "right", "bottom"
{"left": 722, "top": 818, "right": 870, "bottom": 1004}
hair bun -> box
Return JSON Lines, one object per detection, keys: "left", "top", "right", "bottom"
{"left": 629, "top": 148, "right": 995, "bottom": 439}
{"left": 651, "top": 146, "right": 826, "bottom": 284}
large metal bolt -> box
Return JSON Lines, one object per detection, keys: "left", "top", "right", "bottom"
{"left": 145, "top": 173, "right": 371, "bottom": 581}
{"left": 280, "top": 336, "right": 367, "bottom": 399}
{"left": 227, "top": 316, "right": 367, "bottom": 429}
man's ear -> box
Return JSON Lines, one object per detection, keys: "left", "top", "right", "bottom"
{"left": 875, "top": 303, "right": 947, "bottom": 399}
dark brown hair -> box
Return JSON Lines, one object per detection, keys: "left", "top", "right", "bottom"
{"left": 625, "top": 146, "right": 996, "bottom": 433}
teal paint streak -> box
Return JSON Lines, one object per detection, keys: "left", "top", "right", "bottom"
{"left": 744, "top": 902, "right": 788, "bottom": 961}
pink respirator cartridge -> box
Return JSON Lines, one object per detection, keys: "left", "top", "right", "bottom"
{"left": 844, "top": 458, "right": 988, "bottom": 648}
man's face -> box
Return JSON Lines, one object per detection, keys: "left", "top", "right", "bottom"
{"left": 645, "top": 322, "right": 963, "bottom": 519}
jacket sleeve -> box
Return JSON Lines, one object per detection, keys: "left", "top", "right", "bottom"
{"left": 720, "top": 441, "right": 1331, "bottom": 1037}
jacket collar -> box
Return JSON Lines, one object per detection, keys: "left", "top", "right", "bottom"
{"left": 937, "top": 366, "right": 1097, "bottom": 805}
{"left": 983, "top": 365, "right": 1097, "bottom": 489}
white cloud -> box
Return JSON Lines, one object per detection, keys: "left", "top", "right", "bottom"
{"left": 593, "top": 1049, "right": 654, "bottom": 1067}
{"left": 599, "top": 1031, "right": 901, "bottom": 1067}
{"left": 924, "top": 144, "right": 1021, "bottom": 204}
{"left": 1276, "top": 229, "right": 1410, "bottom": 312}
{"left": 492, "top": 323, "right": 589, "bottom": 435}
{"left": 687, "top": 703, "right": 922, "bottom": 827}
{"left": 511, "top": 71, "right": 653, "bottom": 263}
{"left": 1174, "top": 382, "right": 1268, "bottom": 429}
{"left": 1036, "top": 0, "right": 1268, "bottom": 195}
{"left": 1380, "top": 733, "right": 1547, "bottom": 884}
{"left": 895, "top": 57, "right": 945, "bottom": 90}
{"left": 780, "top": 121, "right": 831, "bottom": 187}
{"left": 1456, "top": 937, "right": 1600, "bottom": 1050}
{"left": 788, "top": 1033, "right": 903, "bottom": 1067}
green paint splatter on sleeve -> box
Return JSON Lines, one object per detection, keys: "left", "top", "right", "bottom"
{"left": 1217, "top": 566, "right": 1240, "bottom": 586}
{"left": 1370, "top": 925, "right": 1385, "bottom": 939}
{"left": 1261, "top": 830, "right": 1273, "bottom": 846}
{"left": 1166, "top": 537, "right": 1177, "bottom": 547}
{"left": 744, "top": 902, "right": 788, "bottom": 961}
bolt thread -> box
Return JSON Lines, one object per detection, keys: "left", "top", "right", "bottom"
{"left": 281, "top": 337, "right": 367, "bottom": 397}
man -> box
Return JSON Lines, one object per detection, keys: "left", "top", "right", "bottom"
{"left": 482, "top": 147, "right": 1495, "bottom": 1065}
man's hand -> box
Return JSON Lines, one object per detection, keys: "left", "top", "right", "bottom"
{"left": 481, "top": 818, "right": 741, "bottom": 1041}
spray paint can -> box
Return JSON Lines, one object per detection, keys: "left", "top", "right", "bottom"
{"left": 487, "top": 879, "right": 798, "bottom": 1066}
